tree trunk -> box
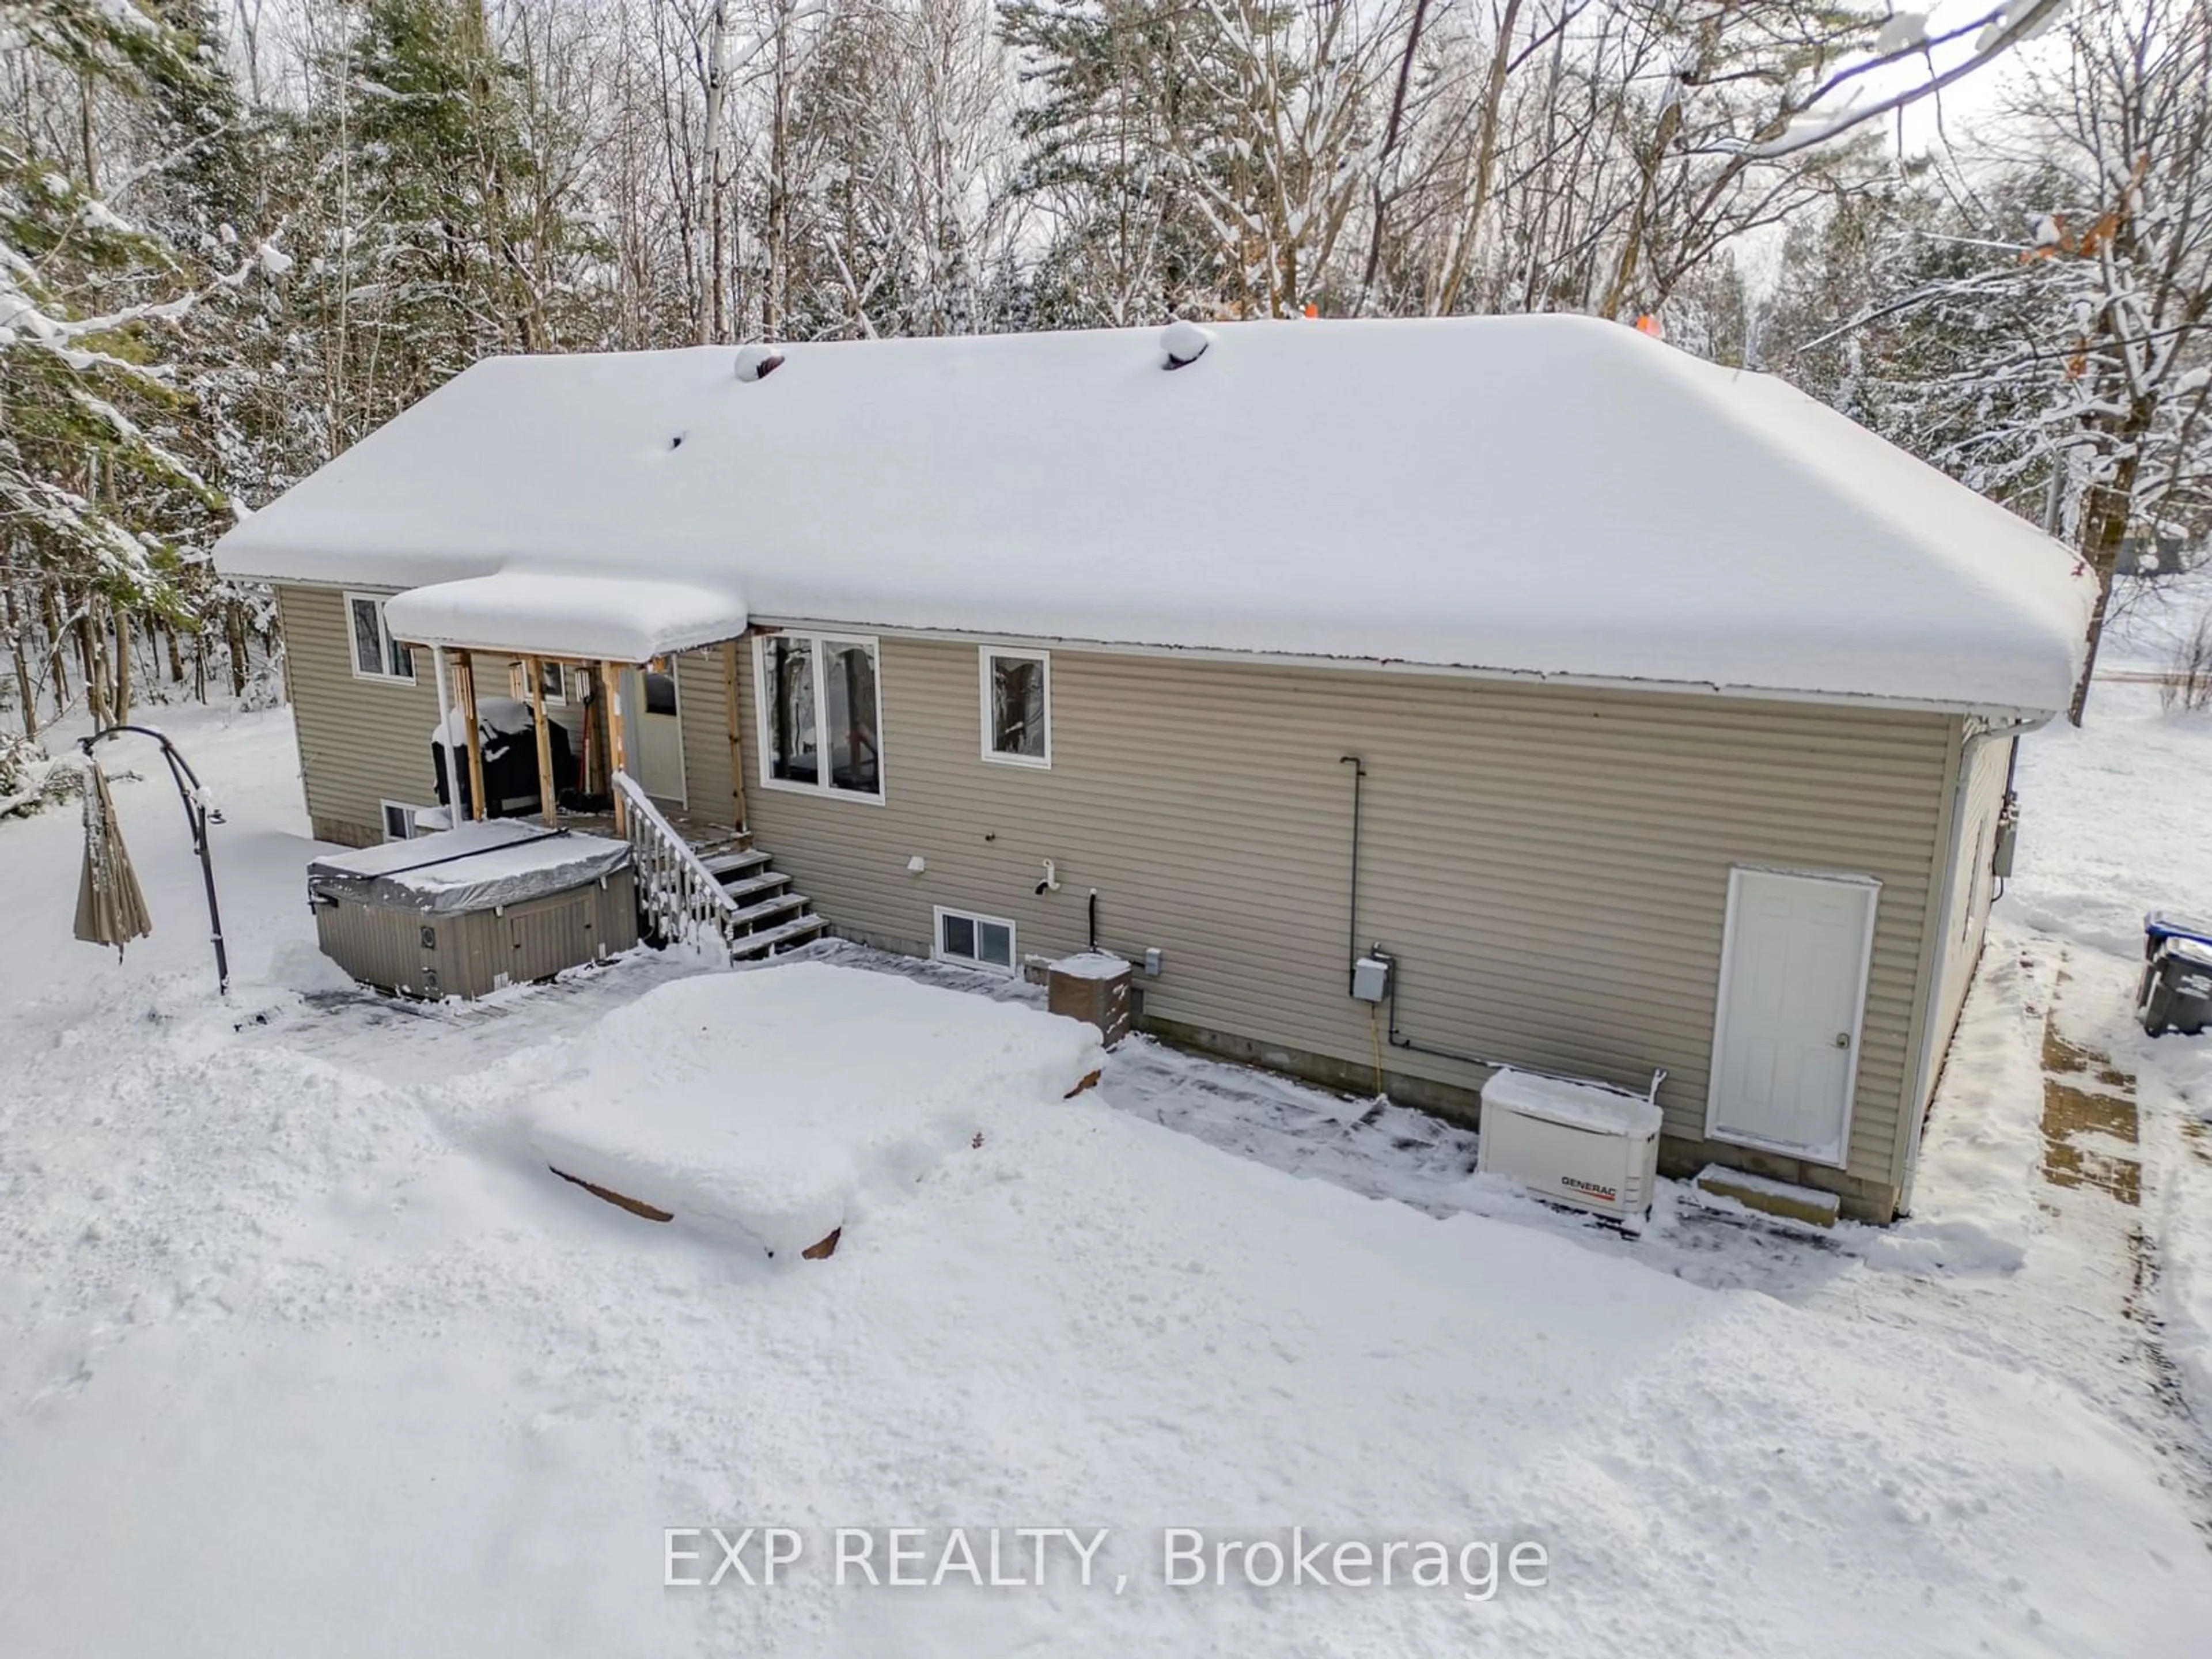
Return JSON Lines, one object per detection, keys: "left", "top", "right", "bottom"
{"left": 75, "top": 600, "right": 107, "bottom": 729}
{"left": 2, "top": 579, "right": 39, "bottom": 741}
{"left": 702, "top": 2, "right": 729, "bottom": 346}
{"left": 113, "top": 603, "right": 134, "bottom": 726}
{"left": 226, "top": 597, "right": 250, "bottom": 697}
{"left": 1435, "top": 0, "right": 1524, "bottom": 317}
{"left": 2066, "top": 416, "right": 2149, "bottom": 726}
{"left": 41, "top": 585, "right": 70, "bottom": 717}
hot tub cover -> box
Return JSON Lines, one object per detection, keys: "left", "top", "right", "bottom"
{"left": 308, "top": 821, "right": 632, "bottom": 915}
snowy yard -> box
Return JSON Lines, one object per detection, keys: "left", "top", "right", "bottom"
{"left": 3, "top": 681, "right": 2210, "bottom": 1656}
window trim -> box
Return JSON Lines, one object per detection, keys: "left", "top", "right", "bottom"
{"left": 979, "top": 647, "right": 1052, "bottom": 770}
{"left": 933, "top": 905, "right": 1018, "bottom": 975}
{"left": 380, "top": 800, "right": 424, "bottom": 842}
{"left": 752, "top": 631, "right": 887, "bottom": 805}
{"left": 344, "top": 592, "right": 416, "bottom": 684}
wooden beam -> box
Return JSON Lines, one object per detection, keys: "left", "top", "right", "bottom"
{"left": 526, "top": 654, "right": 558, "bottom": 827}
{"left": 721, "top": 639, "right": 748, "bottom": 833}
{"left": 601, "top": 660, "right": 628, "bottom": 834}
{"left": 456, "top": 652, "right": 488, "bottom": 821}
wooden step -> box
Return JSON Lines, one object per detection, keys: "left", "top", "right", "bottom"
{"left": 1690, "top": 1165, "right": 1840, "bottom": 1229}
{"left": 725, "top": 891, "right": 809, "bottom": 930}
{"left": 700, "top": 847, "right": 770, "bottom": 881}
{"left": 729, "top": 912, "right": 828, "bottom": 959}
{"left": 717, "top": 869, "right": 791, "bottom": 904}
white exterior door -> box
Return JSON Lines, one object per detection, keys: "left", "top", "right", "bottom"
{"left": 1705, "top": 868, "right": 1880, "bottom": 1167}
{"left": 619, "top": 664, "right": 687, "bottom": 806}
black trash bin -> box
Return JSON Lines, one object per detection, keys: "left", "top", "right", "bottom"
{"left": 2140, "top": 911, "right": 2212, "bottom": 1037}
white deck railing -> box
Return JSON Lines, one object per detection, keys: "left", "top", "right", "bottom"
{"left": 612, "top": 771, "right": 745, "bottom": 963}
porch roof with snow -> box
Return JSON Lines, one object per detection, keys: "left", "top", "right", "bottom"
{"left": 213, "top": 316, "right": 2095, "bottom": 714}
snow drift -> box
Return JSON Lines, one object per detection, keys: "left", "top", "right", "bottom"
{"left": 526, "top": 962, "right": 1105, "bottom": 1255}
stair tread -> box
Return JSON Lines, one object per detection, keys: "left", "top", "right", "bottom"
{"left": 725, "top": 892, "right": 808, "bottom": 928}
{"left": 700, "top": 848, "right": 770, "bottom": 878}
{"left": 717, "top": 869, "right": 791, "bottom": 903}
{"left": 729, "top": 914, "right": 827, "bottom": 957}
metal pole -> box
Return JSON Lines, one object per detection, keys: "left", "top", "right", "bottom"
{"left": 78, "top": 725, "right": 230, "bottom": 997}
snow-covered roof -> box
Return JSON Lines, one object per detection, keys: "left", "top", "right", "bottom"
{"left": 214, "top": 316, "right": 2096, "bottom": 713}
{"left": 385, "top": 571, "right": 745, "bottom": 663}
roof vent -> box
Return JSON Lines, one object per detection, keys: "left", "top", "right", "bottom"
{"left": 1160, "top": 320, "right": 1213, "bottom": 370}
{"left": 734, "top": 344, "right": 786, "bottom": 382}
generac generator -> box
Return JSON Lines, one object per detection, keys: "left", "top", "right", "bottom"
{"left": 1477, "top": 1069, "right": 1663, "bottom": 1228}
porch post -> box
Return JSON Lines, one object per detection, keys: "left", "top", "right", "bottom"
{"left": 721, "top": 639, "right": 748, "bottom": 833}
{"left": 601, "top": 659, "right": 628, "bottom": 835}
{"left": 526, "top": 654, "right": 558, "bottom": 827}
{"left": 456, "top": 651, "right": 488, "bottom": 821}
{"left": 431, "top": 645, "right": 456, "bottom": 820}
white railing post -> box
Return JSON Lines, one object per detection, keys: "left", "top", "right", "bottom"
{"left": 612, "top": 770, "right": 747, "bottom": 963}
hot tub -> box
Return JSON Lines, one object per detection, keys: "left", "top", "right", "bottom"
{"left": 308, "top": 821, "right": 638, "bottom": 999}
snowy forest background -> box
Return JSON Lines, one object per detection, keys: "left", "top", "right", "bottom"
{"left": 4, "top": 0, "right": 2211, "bottom": 771}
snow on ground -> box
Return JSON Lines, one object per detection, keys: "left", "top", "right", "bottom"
{"left": 1, "top": 694, "right": 2209, "bottom": 1657}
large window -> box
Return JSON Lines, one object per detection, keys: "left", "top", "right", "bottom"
{"left": 756, "top": 633, "right": 882, "bottom": 800}
{"left": 935, "top": 906, "right": 1016, "bottom": 974}
{"left": 981, "top": 648, "right": 1050, "bottom": 768}
{"left": 346, "top": 593, "right": 414, "bottom": 683}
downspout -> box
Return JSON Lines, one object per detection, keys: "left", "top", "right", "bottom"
{"left": 1895, "top": 713, "right": 2043, "bottom": 1213}
{"left": 1339, "top": 755, "right": 1364, "bottom": 995}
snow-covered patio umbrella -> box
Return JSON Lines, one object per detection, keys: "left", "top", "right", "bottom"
{"left": 71, "top": 725, "right": 229, "bottom": 994}
{"left": 73, "top": 759, "right": 151, "bottom": 958}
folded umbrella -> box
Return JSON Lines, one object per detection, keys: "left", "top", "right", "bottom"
{"left": 74, "top": 760, "right": 152, "bottom": 957}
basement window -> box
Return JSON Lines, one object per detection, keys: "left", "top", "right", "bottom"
{"left": 380, "top": 800, "right": 423, "bottom": 842}
{"left": 346, "top": 592, "right": 415, "bottom": 683}
{"left": 980, "top": 648, "right": 1050, "bottom": 768}
{"left": 755, "top": 633, "right": 882, "bottom": 801}
{"left": 935, "top": 906, "right": 1016, "bottom": 974}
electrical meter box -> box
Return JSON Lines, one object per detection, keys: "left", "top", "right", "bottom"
{"left": 1351, "top": 952, "right": 1395, "bottom": 1003}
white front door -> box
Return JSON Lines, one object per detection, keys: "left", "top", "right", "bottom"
{"left": 619, "top": 663, "right": 687, "bottom": 806}
{"left": 1705, "top": 868, "right": 1880, "bottom": 1166}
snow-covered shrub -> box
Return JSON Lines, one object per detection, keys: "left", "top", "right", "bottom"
{"left": 2161, "top": 611, "right": 2212, "bottom": 713}
{"left": 0, "top": 736, "right": 82, "bottom": 820}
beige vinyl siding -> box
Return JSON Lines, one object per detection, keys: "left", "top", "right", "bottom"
{"left": 278, "top": 585, "right": 445, "bottom": 846}
{"left": 277, "top": 583, "right": 1957, "bottom": 1217}
{"left": 735, "top": 635, "right": 1956, "bottom": 1217}
{"left": 279, "top": 583, "right": 595, "bottom": 844}
{"left": 1925, "top": 732, "right": 2013, "bottom": 1094}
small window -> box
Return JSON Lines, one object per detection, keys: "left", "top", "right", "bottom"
{"left": 981, "top": 649, "right": 1050, "bottom": 767}
{"left": 539, "top": 661, "right": 567, "bottom": 706}
{"left": 347, "top": 593, "right": 415, "bottom": 682}
{"left": 756, "top": 634, "right": 882, "bottom": 801}
{"left": 935, "top": 906, "right": 1016, "bottom": 974}
{"left": 380, "top": 801, "right": 421, "bottom": 842}
{"left": 643, "top": 667, "right": 678, "bottom": 718}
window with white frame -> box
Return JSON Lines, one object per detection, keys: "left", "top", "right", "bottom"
{"left": 935, "top": 906, "right": 1016, "bottom": 974}
{"left": 380, "top": 800, "right": 422, "bottom": 842}
{"left": 981, "top": 648, "right": 1050, "bottom": 767}
{"left": 539, "top": 660, "right": 567, "bottom": 705}
{"left": 756, "top": 633, "right": 882, "bottom": 799}
{"left": 346, "top": 593, "right": 415, "bottom": 682}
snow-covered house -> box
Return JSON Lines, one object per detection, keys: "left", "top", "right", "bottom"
{"left": 213, "top": 316, "right": 2094, "bottom": 1222}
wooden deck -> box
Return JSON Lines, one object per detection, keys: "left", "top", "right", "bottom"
{"left": 554, "top": 804, "right": 745, "bottom": 855}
